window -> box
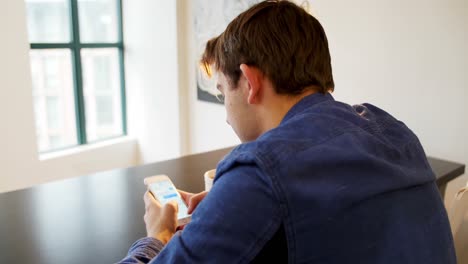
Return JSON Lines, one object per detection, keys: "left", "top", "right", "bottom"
{"left": 25, "top": 0, "right": 126, "bottom": 153}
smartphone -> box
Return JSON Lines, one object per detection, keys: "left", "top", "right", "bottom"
{"left": 144, "top": 175, "right": 191, "bottom": 226}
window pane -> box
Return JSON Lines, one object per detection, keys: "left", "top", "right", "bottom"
{"left": 25, "top": 0, "right": 71, "bottom": 43}
{"left": 46, "top": 97, "right": 60, "bottom": 129}
{"left": 29, "top": 49, "right": 78, "bottom": 152}
{"left": 81, "top": 48, "right": 123, "bottom": 142}
{"left": 78, "top": 0, "right": 119, "bottom": 43}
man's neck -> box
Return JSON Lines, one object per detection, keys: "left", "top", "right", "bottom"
{"left": 258, "top": 89, "right": 317, "bottom": 135}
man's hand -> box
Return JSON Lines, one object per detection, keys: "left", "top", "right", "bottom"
{"left": 144, "top": 191, "right": 178, "bottom": 245}
{"left": 179, "top": 190, "right": 209, "bottom": 214}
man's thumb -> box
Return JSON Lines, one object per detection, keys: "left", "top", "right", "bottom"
{"left": 167, "top": 200, "right": 178, "bottom": 212}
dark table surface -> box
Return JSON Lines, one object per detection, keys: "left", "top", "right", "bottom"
{"left": 0, "top": 147, "right": 464, "bottom": 264}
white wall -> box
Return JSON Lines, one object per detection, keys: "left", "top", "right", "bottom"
{"left": 124, "top": 0, "right": 184, "bottom": 162}
{"left": 179, "top": 0, "right": 467, "bottom": 178}
{"left": 178, "top": 0, "right": 240, "bottom": 155}
{"left": 0, "top": 0, "right": 138, "bottom": 193}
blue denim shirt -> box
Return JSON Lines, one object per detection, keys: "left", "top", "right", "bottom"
{"left": 119, "top": 93, "right": 455, "bottom": 263}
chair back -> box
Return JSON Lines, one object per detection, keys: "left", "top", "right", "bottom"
{"left": 448, "top": 181, "right": 468, "bottom": 263}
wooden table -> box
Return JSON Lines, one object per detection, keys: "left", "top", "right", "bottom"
{"left": 0, "top": 147, "right": 464, "bottom": 263}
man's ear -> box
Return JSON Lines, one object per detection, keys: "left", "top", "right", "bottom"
{"left": 239, "top": 64, "right": 262, "bottom": 104}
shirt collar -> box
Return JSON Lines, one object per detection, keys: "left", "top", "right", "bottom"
{"left": 281, "top": 92, "right": 335, "bottom": 124}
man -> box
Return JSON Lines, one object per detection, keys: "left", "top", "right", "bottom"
{"left": 119, "top": 1, "right": 456, "bottom": 263}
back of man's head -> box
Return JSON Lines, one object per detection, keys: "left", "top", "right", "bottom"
{"left": 202, "top": 0, "right": 334, "bottom": 95}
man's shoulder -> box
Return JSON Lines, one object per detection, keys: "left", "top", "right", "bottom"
{"left": 219, "top": 100, "right": 410, "bottom": 163}
{"left": 215, "top": 143, "right": 263, "bottom": 175}
{"left": 272, "top": 100, "right": 417, "bottom": 148}
{"left": 216, "top": 100, "right": 425, "bottom": 180}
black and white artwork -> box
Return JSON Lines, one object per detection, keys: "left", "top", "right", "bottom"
{"left": 194, "top": 0, "right": 262, "bottom": 104}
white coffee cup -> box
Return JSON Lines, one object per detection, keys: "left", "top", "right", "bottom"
{"left": 204, "top": 169, "right": 216, "bottom": 191}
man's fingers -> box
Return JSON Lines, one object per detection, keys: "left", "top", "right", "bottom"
{"left": 144, "top": 191, "right": 161, "bottom": 208}
{"left": 178, "top": 190, "right": 193, "bottom": 204}
{"left": 144, "top": 191, "right": 152, "bottom": 203}
{"left": 163, "top": 200, "right": 179, "bottom": 222}
{"left": 187, "top": 196, "right": 198, "bottom": 213}
{"left": 178, "top": 189, "right": 191, "bottom": 197}
{"left": 165, "top": 200, "right": 179, "bottom": 213}
{"left": 188, "top": 191, "right": 208, "bottom": 214}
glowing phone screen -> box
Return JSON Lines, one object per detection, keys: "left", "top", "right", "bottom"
{"left": 148, "top": 180, "right": 189, "bottom": 220}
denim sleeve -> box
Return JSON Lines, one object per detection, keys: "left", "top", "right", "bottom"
{"left": 150, "top": 164, "right": 281, "bottom": 263}
{"left": 116, "top": 237, "right": 165, "bottom": 263}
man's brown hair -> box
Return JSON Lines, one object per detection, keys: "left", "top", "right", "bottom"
{"left": 201, "top": 0, "right": 334, "bottom": 95}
